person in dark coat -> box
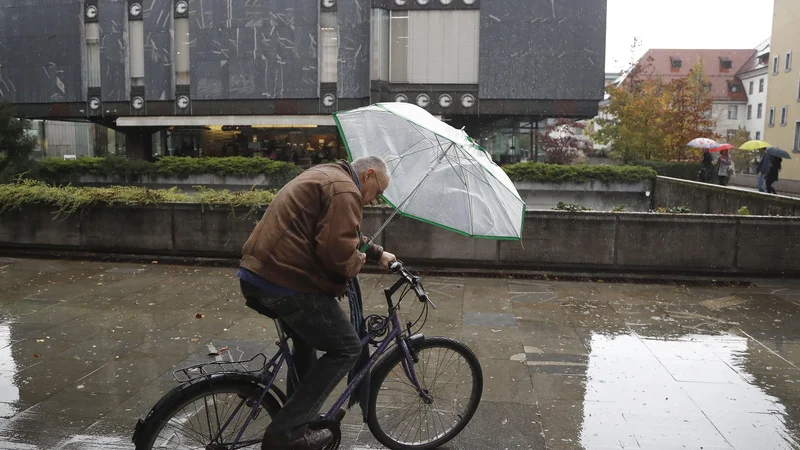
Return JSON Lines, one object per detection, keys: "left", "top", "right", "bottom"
{"left": 766, "top": 155, "right": 782, "bottom": 195}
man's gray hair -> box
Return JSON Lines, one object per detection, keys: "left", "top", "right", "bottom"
{"left": 352, "top": 156, "right": 390, "bottom": 180}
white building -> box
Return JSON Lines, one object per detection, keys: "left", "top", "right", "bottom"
{"left": 737, "top": 39, "right": 771, "bottom": 141}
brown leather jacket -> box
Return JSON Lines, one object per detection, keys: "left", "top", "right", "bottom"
{"left": 240, "top": 161, "right": 383, "bottom": 295}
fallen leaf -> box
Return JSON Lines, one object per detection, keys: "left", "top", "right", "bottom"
{"left": 32, "top": 354, "right": 39, "bottom": 358}
{"left": 151, "top": 261, "right": 159, "bottom": 264}
{"left": 195, "top": 313, "right": 205, "bottom": 319}
{"left": 36, "top": 339, "right": 45, "bottom": 343}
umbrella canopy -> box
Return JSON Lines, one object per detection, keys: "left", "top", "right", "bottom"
{"left": 739, "top": 140, "right": 771, "bottom": 151}
{"left": 766, "top": 147, "right": 792, "bottom": 159}
{"left": 687, "top": 138, "right": 719, "bottom": 149}
{"left": 334, "top": 102, "right": 525, "bottom": 240}
{"left": 711, "top": 144, "right": 735, "bottom": 153}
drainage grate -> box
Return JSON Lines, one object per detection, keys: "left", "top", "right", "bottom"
{"left": 391, "top": 269, "right": 754, "bottom": 288}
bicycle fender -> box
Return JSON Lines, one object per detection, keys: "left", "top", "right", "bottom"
{"left": 132, "top": 373, "right": 279, "bottom": 445}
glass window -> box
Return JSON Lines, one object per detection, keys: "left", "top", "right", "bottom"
{"left": 749, "top": 81, "right": 753, "bottom": 95}
{"left": 759, "top": 78, "right": 764, "bottom": 92}
{"left": 371, "top": 9, "right": 390, "bottom": 81}
{"left": 786, "top": 51, "right": 792, "bottom": 72}
{"left": 781, "top": 107, "right": 788, "bottom": 126}
{"left": 320, "top": 13, "right": 338, "bottom": 83}
{"left": 769, "top": 107, "right": 775, "bottom": 126}
{"left": 757, "top": 103, "right": 763, "bottom": 119}
{"left": 747, "top": 105, "right": 752, "bottom": 120}
{"left": 773, "top": 56, "right": 780, "bottom": 75}
{"left": 727, "top": 104, "right": 737, "bottom": 120}
{"left": 406, "top": 10, "right": 480, "bottom": 84}
{"left": 390, "top": 11, "right": 409, "bottom": 83}
{"left": 756, "top": 131, "right": 761, "bottom": 140}
{"left": 794, "top": 122, "right": 800, "bottom": 153}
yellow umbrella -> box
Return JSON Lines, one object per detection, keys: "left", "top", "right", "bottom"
{"left": 738, "top": 140, "right": 771, "bottom": 150}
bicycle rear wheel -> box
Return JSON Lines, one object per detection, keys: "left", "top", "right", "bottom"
{"left": 367, "top": 336, "right": 482, "bottom": 450}
{"left": 134, "top": 377, "right": 280, "bottom": 450}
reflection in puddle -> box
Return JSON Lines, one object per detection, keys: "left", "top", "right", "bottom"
{"left": 0, "top": 324, "right": 20, "bottom": 418}
{"left": 581, "top": 333, "right": 799, "bottom": 449}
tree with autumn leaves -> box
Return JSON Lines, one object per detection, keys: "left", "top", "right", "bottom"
{"left": 590, "top": 59, "right": 717, "bottom": 163}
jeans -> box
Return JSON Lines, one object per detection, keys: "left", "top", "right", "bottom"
{"left": 240, "top": 280, "right": 361, "bottom": 441}
{"left": 757, "top": 173, "right": 768, "bottom": 192}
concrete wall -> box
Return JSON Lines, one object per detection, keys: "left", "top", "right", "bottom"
{"left": 2, "top": 204, "right": 798, "bottom": 276}
{"left": 479, "top": 0, "right": 606, "bottom": 101}
{"left": 515, "top": 180, "right": 652, "bottom": 212}
{"left": 68, "top": 173, "right": 288, "bottom": 191}
{"left": 189, "top": 0, "right": 318, "bottom": 100}
{"left": 0, "top": 0, "right": 84, "bottom": 103}
{"left": 655, "top": 176, "right": 800, "bottom": 216}
{"left": 729, "top": 173, "right": 800, "bottom": 196}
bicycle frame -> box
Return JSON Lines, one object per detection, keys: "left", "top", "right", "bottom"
{"left": 228, "top": 270, "right": 431, "bottom": 447}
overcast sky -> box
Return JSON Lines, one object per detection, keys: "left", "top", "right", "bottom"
{"left": 605, "top": 0, "right": 774, "bottom": 73}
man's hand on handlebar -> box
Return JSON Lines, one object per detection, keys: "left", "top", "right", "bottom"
{"left": 379, "top": 251, "right": 397, "bottom": 269}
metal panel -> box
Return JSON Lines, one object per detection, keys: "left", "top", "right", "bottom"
{"left": 337, "top": 0, "right": 370, "bottom": 98}
{"left": 0, "top": 0, "right": 83, "bottom": 103}
{"left": 99, "top": 0, "right": 129, "bottom": 102}
{"left": 143, "top": 0, "right": 173, "bottom": 100}
{"left": 478, "top": 0, "right": 607, "bottom": 101}
{"left": 189, "top": 0, "right": 319, "bottom": 100}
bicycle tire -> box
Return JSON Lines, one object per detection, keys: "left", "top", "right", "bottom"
{"left": 367, "top": 336, "right": 483, "bottom": 450}
{"left": 134, "top": 376, "right": 281, "bottom": 450}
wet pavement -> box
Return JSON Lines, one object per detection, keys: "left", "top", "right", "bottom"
{"left": 1, "top": 257, "right": 800, "bottom": 449}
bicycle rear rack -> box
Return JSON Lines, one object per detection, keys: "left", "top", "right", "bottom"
{"left": 172, "top": 353, "right": 268, "bottom": 383}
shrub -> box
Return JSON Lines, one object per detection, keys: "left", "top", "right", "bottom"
{"left": 36, "top": 156, "right": 301, "bottom": 185}
{"left": 630, "top": 161, "right": 701, "bottom": 181}
{"left": 738, "top": 206, "right": 751, "bottom": 216}
{"left": 553, "top": 202, "right": 591, "bottom": 212}
{"left": 0, "top": 179, "right": 275, "bottom": 218}
{"left": 654, "top": 206, "right": 693, "bottom": 214}
{"left": 503, "top": 162, "right": 657, "bottom": 184}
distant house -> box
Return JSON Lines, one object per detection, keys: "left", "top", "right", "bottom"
{"left": 737, "top": 39, "right": 771, "bottom": 142}
{"left": 633, "top": 49, "right": 755, "bottom": 141}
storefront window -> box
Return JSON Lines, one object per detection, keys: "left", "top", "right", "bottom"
{"left": 164, "top": 126, "right": 343, "bottom": 167}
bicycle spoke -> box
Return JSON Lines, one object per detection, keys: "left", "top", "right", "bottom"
{"left": 374, "top": 344, "right": 477, "bottom": 447}
{"left": 150, "top": 388, "right": 272, "bottom": 450}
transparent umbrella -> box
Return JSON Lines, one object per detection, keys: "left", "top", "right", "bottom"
{"left": 334, "top": 103, "right": 526, "bottom": 243}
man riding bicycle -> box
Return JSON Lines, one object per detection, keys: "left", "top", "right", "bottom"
{"left": 237, "top": 156, "right": 396, "bottom": 450}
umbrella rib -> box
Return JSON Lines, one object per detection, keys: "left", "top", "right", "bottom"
{"left": 453, "top": 144, "right": 525, "bottom": 202}
{"left": 384, "top": 141, "right": 440, "bottom": 165}
{"left": 451, "top": 143, "right": 475, "bottom": 236}
{"left": 438, "top": 144, "right": 468, "bottom": 188}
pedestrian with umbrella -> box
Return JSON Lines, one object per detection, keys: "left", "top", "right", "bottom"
{"left": 713, "top": 144, "right": 735, "bottom": 186}
{"left": 764, "top": 147, "right": 792, "bottom": 195}
{"left": 756, "top": 147, "right": 772, "bottom": 192}
{"left": 688, "top": 138, "right": 719, "bottom": 183}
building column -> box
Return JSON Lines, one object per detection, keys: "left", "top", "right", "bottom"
{"left": 124, "top": 128, "right": 154, "bottom": 160}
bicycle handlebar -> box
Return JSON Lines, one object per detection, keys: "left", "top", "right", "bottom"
{"left": 389, "top": 261, "right": 432, "bottom": 305}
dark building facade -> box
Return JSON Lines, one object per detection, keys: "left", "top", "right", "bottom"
{"left": 0, "top": 0, "right": 607, "bottom": 161}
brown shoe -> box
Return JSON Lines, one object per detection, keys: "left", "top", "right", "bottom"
{"left": 262, "top": 428, "right": 333, "bottom": 450}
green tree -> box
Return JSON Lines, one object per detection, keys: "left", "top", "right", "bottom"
{"left": 589, "top": 53, "right": 718, "bottom": 163}
{"left": 0, "top": 102, "right": 36, "bottom": 181}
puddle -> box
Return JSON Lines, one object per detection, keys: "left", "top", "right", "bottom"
{"left": 578, "top": 332, "right": 800, "bottom": 449}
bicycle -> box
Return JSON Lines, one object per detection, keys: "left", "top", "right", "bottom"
{"left": 132, "top": 262, "right": 483, "bottom": 450}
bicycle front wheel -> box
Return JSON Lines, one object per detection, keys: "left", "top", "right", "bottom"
{"left": 367, "top": 336, "right": 483, "bottom": 450}
{"left": 134, "top": 377, "right": 280, "bottom": 450}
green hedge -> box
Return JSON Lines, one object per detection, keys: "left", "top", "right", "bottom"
{"left": 0, "top": 179, "right": 275, "bottom": 218}
{"left": 502, "top": 162, "right": 657, "bottom": 183}
{"left": 629, "top": 161, "right": 701, "bottom": 181}
{"left": 37, "top": 156, "right": 301, "bottom": 182}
